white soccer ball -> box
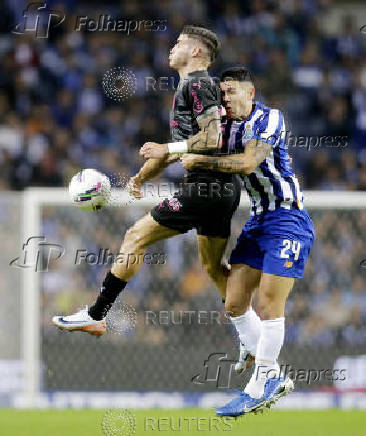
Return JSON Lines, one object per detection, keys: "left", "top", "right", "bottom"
{"left": 68, "top": 169, "right": 111, "bottom": 211}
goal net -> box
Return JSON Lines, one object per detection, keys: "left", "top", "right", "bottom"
{"left": 2, "top": 188, "right": 366, "bottom": 409}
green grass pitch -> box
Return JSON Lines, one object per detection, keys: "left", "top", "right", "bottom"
{"left": 0, "top": 409, "right": 364, "bottom": 436}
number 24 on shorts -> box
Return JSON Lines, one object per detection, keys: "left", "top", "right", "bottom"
{"left": 280, "top": 239, "right": 301, "bottom": 261}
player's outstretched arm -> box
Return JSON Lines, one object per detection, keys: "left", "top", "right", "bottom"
{"left": 180, "top": 139, "right": 272, "bottom": 175}
{"left": 127, "top": 155, "right": 179, "bottom": 198}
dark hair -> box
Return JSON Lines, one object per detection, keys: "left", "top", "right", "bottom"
{"left": 221, "top": 67, "right": 254, "bottom": 84}
{"left": 181, "top": 25, "right": 220, "bottom": 62}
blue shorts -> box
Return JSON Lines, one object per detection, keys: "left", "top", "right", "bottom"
{"left": 230, "top": 208, "right": 315, "bottom": 278}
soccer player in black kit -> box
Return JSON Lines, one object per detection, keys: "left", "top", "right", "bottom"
{"left": 53, "top": 26, "right": 242, "bottom": 339}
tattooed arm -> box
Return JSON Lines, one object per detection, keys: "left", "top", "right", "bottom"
{"left": 140, "top": 106, "right": 221, "bottom": 159}
{"left": 186, "top": 106, "right": 222, "bottom": 152}
{"left": 181, "top": 139, "right": 272, "bottom": 175}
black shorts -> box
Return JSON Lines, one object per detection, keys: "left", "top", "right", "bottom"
{"left": 151, "top": 171, "right": 242, "bottom": 238}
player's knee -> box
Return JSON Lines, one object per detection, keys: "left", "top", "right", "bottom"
{"left": 225, "top": 299, "right": 246, "bottom": 317}
{"left": 124, "top": 225, "right": 144, "bottom": 249}
{"left": 257, "top": 290, "right": 277, "bottom": 319}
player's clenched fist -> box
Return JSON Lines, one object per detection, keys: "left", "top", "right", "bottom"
{"left": 140, "top": 142, "right": 168, "bottom": 159}
{"left": 125, "top": 176, "right": 143, "bottom": 198}
{"left": 180, "top": 154, "right": 203, "bottom": 171}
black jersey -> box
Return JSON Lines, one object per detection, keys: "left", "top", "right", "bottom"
{"left": 169, "top": 70, "right": 232, "bottom": 181}
{"left": 151, "top": 70, "right": 241, "bottom": 236}
{"left": 170, "top": 70, "right": 220, "bottom": 141}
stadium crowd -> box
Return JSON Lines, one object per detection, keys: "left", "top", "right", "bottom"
{"left": 0, "top": 0, "right": 366, "bottom": 190}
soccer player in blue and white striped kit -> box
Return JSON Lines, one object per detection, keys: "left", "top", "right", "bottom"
{"left": 179, "top": 67, "right": 316, "bottom": 415}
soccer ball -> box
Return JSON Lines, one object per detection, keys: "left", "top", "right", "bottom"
{"left": 68, "top": 169, "right": 111, "bottom": 211}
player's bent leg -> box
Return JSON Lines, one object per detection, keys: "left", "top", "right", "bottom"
{"left": 52, "top": 213, "right": 181, "bottom": 335}
{"left": 89, "top": 213, "right": 180, "bottom": 322}
{"left": 225, "top": 264, "right": 261, "bottom": 373}
{"left": 225, "top": 264, "right": 261, "bottom": 317}
{"left": 217, "top": 272, "right": 296, "bottom": 416}
{"left": 243, "top": 274, "right": 295, "bottom": 408}
{"left": 197, "top": 235, "right": 229, "bottom": 300}
{"left": 111, "top": 213, "right": 181, "bottom": 281}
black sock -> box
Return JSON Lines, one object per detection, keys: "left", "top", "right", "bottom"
{"left": 88, "top": 272, "right": 127, "bottom": 320}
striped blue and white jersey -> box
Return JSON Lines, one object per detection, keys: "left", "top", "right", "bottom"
{"left": 221, "top": 101, "right": 304, "bottom": 216}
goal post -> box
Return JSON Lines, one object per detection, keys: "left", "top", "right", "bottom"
{"left": 18, "top": 187, "right": 366, "bottom": 408}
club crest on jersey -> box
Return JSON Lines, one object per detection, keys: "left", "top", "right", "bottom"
{"left": 168, "top": 198, "right": 182, "bottom": 211}
{"left": 243, "top": 123, "right": 254, "bottom": 141}
{"left": 158, "top": 198, "right": 182, "bottom": 212}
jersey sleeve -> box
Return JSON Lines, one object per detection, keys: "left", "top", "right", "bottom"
{"left": 253, "top": 109, "right": 284, "bottom": 147}
{"left": 186, "top": 77, "right": 220, "bottom": 121}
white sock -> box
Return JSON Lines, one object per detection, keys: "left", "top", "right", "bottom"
{"left": 244, "top": 317, "right": 285, "bottom": 399}
{"left": 230, "top": 307, "right": 262, "bottom": 356}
